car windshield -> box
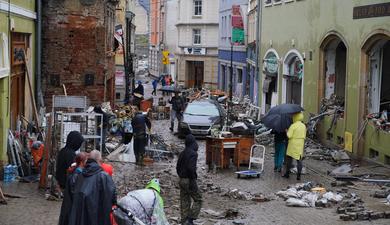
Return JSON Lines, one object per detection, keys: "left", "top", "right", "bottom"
{"left": 185, "top": 103, "right": 219, "bottom": 116}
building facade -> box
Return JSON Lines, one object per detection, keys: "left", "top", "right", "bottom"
{"left": 149, "top": 0, "right": 165, "bottom": 77}
{"left": 134, "top": 0, "right": 149, "bottom": 57}
{"left": 258, "top": 0, "right": 390, "bottom": 164}
{"left": 0, "top": 0, "right": 37, "bottom": 164}
{"left": 246, "top": 0, "right": 259, "bottom": 104}
{"left": 218, "top": 0, "right": 248, "bottom": 98}
{"left": 164, "top": 0, "right": 179, "bottom": 82}
{"left": 42, "top": 0, "right": 118, "bottom": 109}
{"left": 176, "top": 0, "right": 219, "bottom": 89}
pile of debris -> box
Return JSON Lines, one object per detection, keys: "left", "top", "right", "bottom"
{"left": 276, "top": 182, "right": 343, "bottom": 208}
{"left": 337, "top": 192, "right": 390, "bottom": 221}
{"left": 367, "top": 110, "right": 390, "bottom": 132}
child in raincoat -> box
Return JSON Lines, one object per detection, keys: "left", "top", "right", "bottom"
{"left": 283, "top": 112, "right": 306, "bottom": 180}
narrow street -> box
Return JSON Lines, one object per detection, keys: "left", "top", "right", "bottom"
{"left": 1, "top": 75, "right": 389, "bottom": 225}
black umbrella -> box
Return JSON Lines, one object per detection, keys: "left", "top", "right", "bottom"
{"left": 261, "top": 104, "right": 304, "bottom": 132}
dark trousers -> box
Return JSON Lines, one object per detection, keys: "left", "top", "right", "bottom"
{"left": 179, "top": 178, "right": 202, "bottom": 224}
{"left": 133, "top": 135, "right": 146, "bottom": 165}
{"left": 152, "top": 88, "right": 157, "bottom": 96}
{"left": 285, "top": 155, "right": 303, "bottom": 177}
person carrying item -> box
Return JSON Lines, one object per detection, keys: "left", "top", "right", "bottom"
{"left": 67, "top": 150, "right": 116, "bottom": 225}
{"left": 56, "top": 131, "right": 85, "bottom": 190}
{"left": 283, "top": 112, "right": 307, "bottom": 180}
{"left": 131, "top": 110, "right": 152, "bottom": 165}
{"left": 58, "top": 152, "right": 88, "bottom": 225}
{"left": 272, "top": 130, "right": 288, "bottom": 172}
{"left": 133, "top": 81, "right": 145, "bottom": 108}
{"left": 176, "top": 134, "right": 202, "bottom": 225}
{"left": 113, "top": 178, "right": 169, "bottom": 225}
{"left": 169, "top": 92, "right": 185, "bottom": 132}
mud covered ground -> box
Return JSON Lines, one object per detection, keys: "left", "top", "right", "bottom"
{"left": 1, "top": 75, "right": 390, "bottom": 225}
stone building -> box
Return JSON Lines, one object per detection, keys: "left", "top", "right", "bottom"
{"left": 42, "top": 0, "right": 118, "bottom": 108}
{"left": 176, "top": 0, "right": 219, "bottom": 89}
{"left": 218, "top": 0, "right": 248, "bottom": 98}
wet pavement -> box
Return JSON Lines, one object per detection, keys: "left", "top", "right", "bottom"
{"left": 1, "top": 75, "right": 390, "bottom": 225}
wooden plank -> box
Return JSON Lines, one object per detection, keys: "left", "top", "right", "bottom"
{"left": 39, "top": 115, "right": 52, "bottom": 189}
{"left": 23, "top": 49, "right": 40, "bottom": 130}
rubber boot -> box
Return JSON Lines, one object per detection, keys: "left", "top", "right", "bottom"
{"left": 170, "top": 122, "right": 174, "bottom": 131}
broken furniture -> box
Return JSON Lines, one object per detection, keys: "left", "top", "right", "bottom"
{"left": 205, "top": 135, "right": 255, "bottom": 171}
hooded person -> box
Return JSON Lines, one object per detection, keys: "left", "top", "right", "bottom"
{"left": 58, "top": 152, "right": 88, "bottom": 225}
{"left": 113, "top": 179, "right": 169, "bottom": 225}
{"left": 56, "top": 131, "right": 84, "bottom": 190}
{"left": 67, "top": 150, "right": 116, "bottom": 225}
{"left": 283, "top": 112, "right": 306, "bottom": 180}
{"left": 176, "top": 134, "right": 202, "bottom": 225}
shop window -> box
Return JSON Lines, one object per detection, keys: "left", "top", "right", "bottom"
{"left": 116, "top": 92, "right": 121, "bottom": 100}
{"left": 369, "top": 149, "right": 379, "bottom": 160}
{"left": 237, "top": 68, "right": 243, "bottom": 83}
{"left": 369, "top": 41, "right": 390, "bottom": 113}
{"left": 221, "top": 65, "right": 226, "bottom": 91}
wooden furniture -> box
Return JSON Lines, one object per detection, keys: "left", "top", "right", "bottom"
{"left": 234, "top": 136, "right": 255, "bottom": 168}
{"left": 206, "top": 137, "right": 240, "bottom": 170}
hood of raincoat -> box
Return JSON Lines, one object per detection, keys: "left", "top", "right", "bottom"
{"left": 146, "top": 178, "right": 161, "bottom": 194}
{"left": 65, "top": 131, "right": 84, "bottom": 151}
{"left": 82, "top": 159, "right": 103, "bottom": 177}
{"left": 293, "top": 112, "right": 304, "bottom": 123}
{"left": 185, "top": 134, "right": 198, "bottom": 151}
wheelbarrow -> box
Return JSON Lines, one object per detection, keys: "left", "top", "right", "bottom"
{"left": 235, "top": 145, "right": 265, "bottom": 179}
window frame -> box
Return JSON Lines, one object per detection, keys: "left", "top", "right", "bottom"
{"left": 0, "top": 33, "right": 10, "bottom": 79}
{"left": 193, "top": 29, "right": 201, "bottom": 45}
{"left": 193, "top": 0, "right": 202, "bottom": 16}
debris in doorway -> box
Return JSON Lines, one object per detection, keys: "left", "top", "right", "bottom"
{"left": 367, "top": 111, "right": 390, "bottom": 131}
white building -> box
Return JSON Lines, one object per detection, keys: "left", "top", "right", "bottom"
{"left": 176, "top": 0, "right": 219, "bottom": 89}
{"left": 164, "top": 0, "right": 179, "bottom": 82}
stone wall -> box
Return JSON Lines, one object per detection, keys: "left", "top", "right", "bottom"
{"left": 42, "top": 0, "right": 118, "bottom": 109}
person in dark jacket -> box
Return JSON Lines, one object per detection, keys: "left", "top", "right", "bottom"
{"left": 152, "top": 79, "right": 158, "bottom": 96}
{"left": 176, "top": 134, "right": 202, "bottom": 225}
{"left": 272, "top": 131, "right": 288, "bottom": 172}
{"left": 131, "top": 111, "right": 152, "bottom": 165}
{"left": 56, "top": 131, "right": 84, "bottom": 190}
{"left": 169, "top": 92, "right": 185, "bottom": 132}
{"left": 58, "top": 152, "right": 88, "bottom": 225}
{"left": 67, "top": 150, "right": 116, "bottom": 225}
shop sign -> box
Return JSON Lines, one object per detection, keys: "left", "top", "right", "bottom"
{"left": 353, "top": 2, "right": 390, "bottom": 19}
{"left": 264, "top": 54, "right": 278, "bottom": 76}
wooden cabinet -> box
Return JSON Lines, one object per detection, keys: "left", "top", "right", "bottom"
{"left": 206, "top": 136, "right": 255, "bottom": 170}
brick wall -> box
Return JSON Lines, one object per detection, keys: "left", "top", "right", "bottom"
{"left": 42, "top": 0, "right": 117, "bottom": 109}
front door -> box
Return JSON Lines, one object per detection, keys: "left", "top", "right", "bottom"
{"left": 10, "top": 33, "right": 29, "bottom": 130}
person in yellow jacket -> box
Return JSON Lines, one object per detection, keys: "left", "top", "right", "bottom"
{"left": 283, "top": 112, "right": 306, "bottom": 180}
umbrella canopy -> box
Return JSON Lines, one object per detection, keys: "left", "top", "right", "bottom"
{"left": 159, "top": 86, "right": 181, "bottom": 93}
{"left": 261, "top": 104, "right": 304, "bottom": 132}
{"left": 267, "top": 104, "right": 304, "bottom": 115}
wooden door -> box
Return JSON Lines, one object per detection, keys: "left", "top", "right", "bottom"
{"left": 10, "top": 33, "right": 29, "bottom": 130}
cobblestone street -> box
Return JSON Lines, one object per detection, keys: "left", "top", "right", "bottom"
{"left": 1, "top": 76, "right": 390, "bottom": 225}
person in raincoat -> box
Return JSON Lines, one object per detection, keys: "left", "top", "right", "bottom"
{"left": 113, "top": 179, "right": 169, "bottom": 225}
{"left": 56, "top": 131, "right": 85, "bottom": 190}
{"left": 283, "top": 112, "right": 306, "bottom": 180}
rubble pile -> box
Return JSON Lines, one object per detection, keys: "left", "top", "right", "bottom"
{"left": 367, "top": 110, "right": 390, "bottom": 132}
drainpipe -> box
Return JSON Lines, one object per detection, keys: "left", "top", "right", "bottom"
{"left": 35, "top": 0, "right": 43, "bottom": 108}
{"left": 255, "top": 0, "right": 262, "bottom": 106}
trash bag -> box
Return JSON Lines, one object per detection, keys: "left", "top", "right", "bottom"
{"left": 286, "top": 198, "right": 310, "bottom": 207}
{"left": 114, "top": 189, "right": 169, "bottom": 225}
{"left": 301, "top": 192, "right": 319, "bottom": 207}
{"left": 322, "top": 192, "right": 343, "bottom": 203}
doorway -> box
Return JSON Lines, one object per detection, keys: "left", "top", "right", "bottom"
{"left": 283, "top": 51, "right": 304, "bottom": 105}
{"left": 187, "top": 61, "right": 204, "bottom": 89}
{"left": 10, "top": 33, "right": 29, "bottom": 130}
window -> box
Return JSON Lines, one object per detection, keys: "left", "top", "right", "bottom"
{"left": 193, "top": 29, "right": 201, "bottom": 45}
{"left": 194, "top": 0, "right": 202, "bottom": 16}
{"left": 237, "top": 68, "right": 243, "bottom": 83}
{"left": 116, "top": 92, "right": 121, "bottom": 100}
{"left": 0, "top": 33, "right": 10, "bottom": 79}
